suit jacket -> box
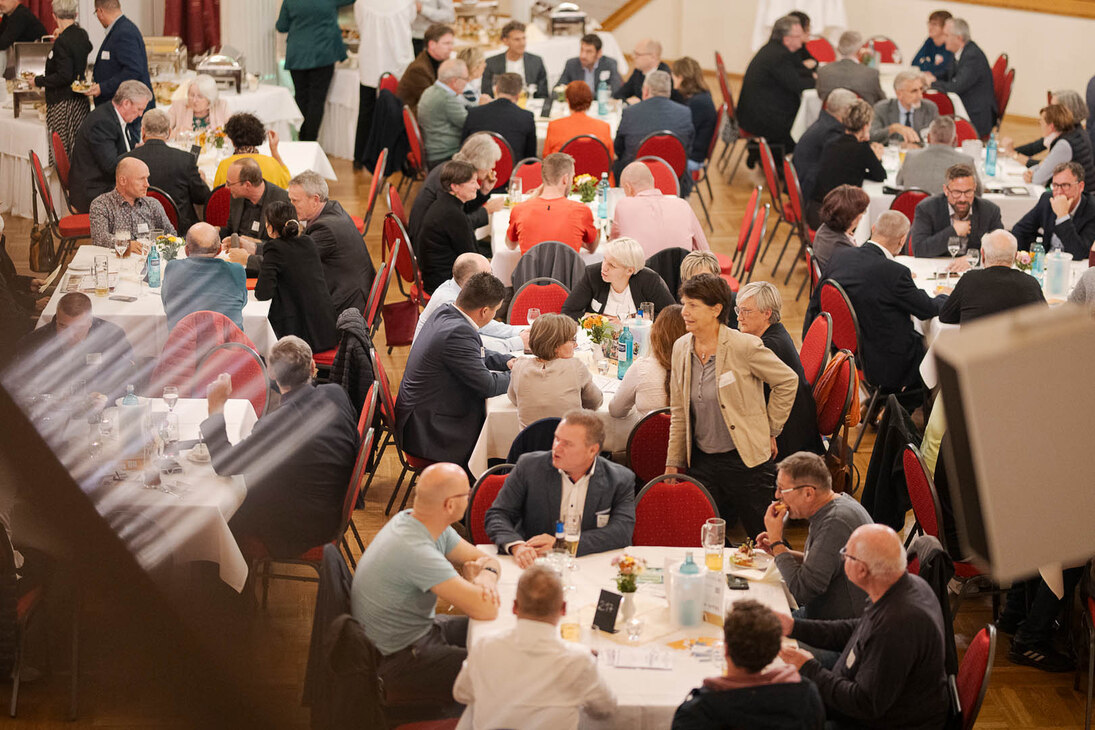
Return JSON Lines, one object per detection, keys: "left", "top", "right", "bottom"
{"left": 34, "top": 23, "right": 92, "bottom": 105}
{"left": 612, "top": 95, "right": 695, "bottom": 189}
{"left": 419, "top": 191, "right": 479, "bottom": 293}
{"left": 396, "top": 304, "right": 512, "bottom": 465}
{"left": 461, "top": 97, "right": 537, "bottom": 161}
{"left": 825, "top": 243, "right": 945, "bottom": 390}
{"left": 793, "top": 111, "right": 844, "bottom": 202}
{"left": 124, "top": 139, "right": 210, "bottom": 233}
{"left": 561, "top": 263, "right": 675, "bottom": 321}
{"left": 222, "top": 182, "right": 291, "bottom": 275}
{"left": 407, "top": 163, "right": 489, "bottom": 248}
{"left": 736, "top": 41, "right": 815, "bottom": 147}
{"left": 484, "top": 452, "right": 636, "bottom": 556}
{"left": 481, "top": 51, "right": 549, "bottom": 99}
{"left": 557, "top": 56, "right": 623, "bottom": 96}
{"left": 910, "top": 194, "right": 1003, "bottom": 257}
{"left": 816, "top": 58, "right": 885, "bottom": 105}
{"left": 201, "top": 383, "right": 358, "bottom": 559}
{"left": 67, "top": 101, "right": 128, "bottom": 212}
{"left": 306, "top": 200, "right": 376, "bottom": 315}
{"left": 254, "top": 233, "right": 339, "bottom": 352}
{"left": 870, "top": 98, "right": 939, "bottom": 144}
{"left": 92, "top": 14, "right": 152, "bottom": 105}
{"left": 938, "top": 265, "right": 1046, "bottom": 325}
{"left": 1012, "top": 191, "right": 1095, "bottom": 261}
{"left": 761, "top": 323, "right": 823, "bottom": 458}
{"left": 809, "top": 133, "right": 886, "bottom": 209}
{"left": 613, "top": 61, "right": 673, "bottom": 102}
{"left": 396, "top": 49, "right": 439, "bottom": 114}
{"left": 932, "top": 41, "right": 997, "bottom": 137}
{"left": 895, "top": 145, "right": 976, "bottom": 195}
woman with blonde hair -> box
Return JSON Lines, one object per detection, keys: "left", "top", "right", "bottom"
{"left": 458, "top": 46, "right": 487, "bottom": 102}
{"left": 562, "top": 237, "right": 674, "bottom": 321}
{"left": 610, "top": 304, "right": 686, "bottom": 418}
{"left": 508, "top": 313, "right": 603, "bottom": 428}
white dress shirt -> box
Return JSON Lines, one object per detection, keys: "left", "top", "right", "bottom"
{"left": 413, "top": 278, "right": 524, "bottom": 352}
{"left": 453, "top": 618, "right": 617, "bottom": 730}
{"left": 559, "top": 458, "right": 596, "bottom": 525}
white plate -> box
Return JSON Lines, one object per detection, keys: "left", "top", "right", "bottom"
{"left": 185, "top": 447, "right": 211, "bottom": 464}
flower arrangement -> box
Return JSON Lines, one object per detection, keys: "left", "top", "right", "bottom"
{"left": 611, "top": 554, "right": 646, "bottom": 593}
{"left": 198, "top": 127, "right": 228, "bottom": 151}
{"left": 580, "top": 314, "right": 614, "bottom": 346}
{"left": 1015, "top": 250, "right": 1033, "bottom": 272}
{"left": 156, "top": 234, "right": 184, "bottom": 261}
{"left": 572, "top": 173, "right": 598, "bottom": 203}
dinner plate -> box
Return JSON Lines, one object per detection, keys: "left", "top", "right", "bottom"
{"left": 186, "top": 447, "right": 211, "bottom": 464}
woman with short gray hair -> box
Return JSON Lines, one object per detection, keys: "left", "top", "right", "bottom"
{"left": 562, "top": 238, "right": 675, "bottom": 321}
{"left": 167, "top": 73, "right": 229, "bottom": 140}
{"left": 33, "top": 0, "right": 93, "bottom": 157}
{"left": 736, "top": 281, "right": 823, "bottom": 457}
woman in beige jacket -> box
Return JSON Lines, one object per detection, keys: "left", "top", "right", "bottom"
{"left": 666, "top": 274, "right": 799, "bottom": 538}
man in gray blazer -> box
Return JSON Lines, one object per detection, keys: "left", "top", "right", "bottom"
{"left": 480, "top": 20, "right": 549, "bottom": 99}
{"left": 910, "top": 163, "right": 1003, "bottom": 257}
{"left": 556, "top": 33, "right": 623, "bottom": 95}
{"left": 613, "top": 70, "right": 695, "bottom": 193}
{"left": 485, "top": 410, "right": 636, "bottom": 567}
{"left": 871, "top": 70, "right": 940, "bottom": 144}
{"left": 896, "top": 117, "right": 978, "bottom": 194}
{"left": 816, "top": 31, "right": 885, "bottom": 105}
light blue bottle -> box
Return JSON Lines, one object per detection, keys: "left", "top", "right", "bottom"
{"left": 1031, "top": 235, "right": 1046, "bottom": 284}
{"left": 146, "top": 245, "right": 161, "bottom": 289}
{"left": 985, "top": 132, "right": 998, "bottom": 177}
{"left": 617, "top": 325, "right": 633, "bottom": 380}
{"left": 597, "top": 172, "right": 609, "bottom": 220}
{"left": 121, "top": 384, "right": 139, "bottom": 406}
{"left": 597, "top": 78, "right": 609, "bottom": 115}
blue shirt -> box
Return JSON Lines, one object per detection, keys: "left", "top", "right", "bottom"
{"left": 912, "top": 38, "right": 953, "bottom": 77}
{"left": 161, "top": 256, "right": 247, "bottom": 330}
{"left": 350, "top": 510, "right": 460, "bottom": 655}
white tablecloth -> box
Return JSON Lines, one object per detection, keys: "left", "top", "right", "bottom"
{"left": 37, "top": 245, "right": 276, "bottom": 360}
{"left": 194, "top": 139, "right": 337, "bottom": 182}
{"left": 170, "top": 80, "right": 303, "bottom": 143}
{"left": 318, "top": 67, "right": 362, "bottom": 161}
{"left": 0, "top": 105, "right": 66, "bottom": 219}
{"left": 468, "top": 545, "right": 792, "bottom": 730}
{"left": 791, "top": 64, "right": 969, "bottom": 142}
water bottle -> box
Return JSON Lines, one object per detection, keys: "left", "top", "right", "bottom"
{"left": 597, "top": 172, "right": 609, "bottom": 220}
{"left": 1031, "top": 236, "right": 1046, "bottom": 284}
{"left": 985, "top": 132, "right": 998, "bottom": 178}
{"left": 617, "top": 325, "right": 634, "bottom": 380}
{"left": 597, "top": 77, "right": 609, "bottom": 115}
{"left": 672, "top": 552, "right": 704, "bottom": 627}
{"left": 146, "top": 244, "right": 161, "bottom": 289}
{"left": 867, "top": 39, "right": 878, "bottom": 68}
{"left": 122, "top": 384, "right": 139, "bottom": 406}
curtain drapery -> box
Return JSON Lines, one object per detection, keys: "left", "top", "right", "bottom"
{"left": 25, "top": 0, "right": 57, "bottom": 35}
{"left": 164, "top": 0, "right": 221, "bottom": 58}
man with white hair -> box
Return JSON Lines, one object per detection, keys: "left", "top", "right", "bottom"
{"left": 939, "top": 229, "right": 1045, "bottom": 324}
{"left": 924, "top": 17, "right": 998, "bottom": 137}
{"left": 160, "top": 222, "right": 247, "bottom": 330}
{"left": 124, "top": 108, "right": 210, "bottom": 233}
{"left": 793, "top": 88, "right": 858, "bottom": 202}
{"left": 612, "top": 69, "right": 694, "bottom": 191}
{"left": 896, "top": 117, "right": 978, "bottom": 195}
{"left": 777, "top": 524, "right": 950, "bottom": 729}
{"left": 871, "top": 70, "right": 940, "bottom": 145}
{"left": 612, "top": 161, "right": 708, "bottom": 256}
{"left": 418, "top": 58, "right": 475, "bottom": 167}
{"left": 88, "top": 156, "right": 175, "bottom": 251}
{"left": 816, "top": 31, "right": 885, "bottom": 105}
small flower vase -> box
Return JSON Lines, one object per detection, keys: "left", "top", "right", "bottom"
{"left": 618, "top": 591, "right": 636, "bottom": 629}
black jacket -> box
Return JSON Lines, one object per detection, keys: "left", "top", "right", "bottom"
{"left": 736, "top": 41, "right": 815, "bottom": 147}
{"left": 67, "top": 101, "right": 128, "bottom": 212}
{"left": 362, "top": 89, "right": 409, "bottom": 178}
{"left": 254, "top": 233, "right": 338, "bottom": 352}
{"left": 1011, "top": 191, "right": 1095, "bottom": 260}
{"left": 306, "top": 200, "right": 375, "bottom": 316}
{"left": 561, "top": 263, "right": 675, "bottom": 321}
{"left": 614, "top": 61, "right": 679, "bottom": 102}
{"left": 684, "top": 91, "right": 718, "bottom": 163}
{"left": 938, "top": 266, "right": 1046, "bottom": 324}
{"left": 480, "top": 51, "right": 549, "bottom": 99}
{"left": 419, "top": 191, "right": 479, "bottom": 293}
{"left": 1016, "top": 127, "right": 1095, "bottom": 186}
{"left": 810, "top": 134, "right": 887, "bottom": 206}
{"left": 910, "top": 194, "right": 1003, "bottom": 257}
{"left": 407, "top": 162, "right": 489, "bottom": 250}
{"left": 793, "top": 111, "right": 844, "bottom": 202}
{"left": 672, "top": 681, "right": 825, "bottom": 730}
{"left": 34, "top": 23, "right": 92, "bottom": 105}
{"left": 761, "top": 323, "right": 823, "bottom": 458}
{"left": 91, "top": 14, "right": 152, "bottom": 105}
{"left": 13, "top": 317, "right": 134, "bottom": 402}
{"left": 329, "top": 308, "right": 376, "bottom": 416}
{"left": 220, "top": 182, "right": 291, "bottom": 275}
{"left": 124, "top": 139, "right": 210, "bottom": 234}
{"left": 860, "top": 394, "right": 917, "bottom": 530}
{"left": 461, "top": 98, "right": 537, "bottom": 162}
{"left": 0, "top": 3, "right": 46, "bottom": 51}
{"left": 931, "top": 41, "right": 997, "bottom": 137}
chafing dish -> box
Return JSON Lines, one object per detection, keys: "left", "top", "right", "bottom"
{"left": 144, "top": 35, "right": 188, "bottom": 77}
{"left": 195, "top": 50, "right": 245, "bottom": 94}
{"left": 548, "top": 3, "right": 587, "bottom": 36}
{"left": 12, "top": 41, "right": 51, "bottom": 118}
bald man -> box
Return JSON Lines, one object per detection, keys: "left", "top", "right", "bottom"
{"left": 351, "top": 463, "right": 502, "bottom": 720}
{"left": 161, "top": 223, "right": 247, "bottom": 330}
{"left": 777, "top": 525, "right": 950, "bottom": 730}
{"left": 611, "top": 161, "right": 709, "bottom": 256}
{"left": 614, "top": 37, "right": 676, "bottom": 104}
{"left": 88, "top": 156, "right": 176, "bottom": 251}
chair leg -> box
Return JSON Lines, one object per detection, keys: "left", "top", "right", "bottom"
{"left": 360, "top": 431, "right": 392, "bottom": 501}
{"left": 769, "top": 228, "right": 795, "bottom": 276}
{"left": 760, "top": 219, "right": 783, "bottom": 261}
{"left": 68, "top": 598, "right": 79, "bottom": 721}
{"left": 783, "top": 240, "right": 807, "bottom": 285}
{"left": 796, "top": 269, "right": 810, "bottom": 301}
{"left": 348, "top": 520, "right": 366, "bottom": 553}
{"left": 695, "top": 188, "right": 713, "bottom": 232}
{"left": 398, "top": 470, "right": 420, "bottom": 512}
{"left": 385, "top": 465, "right": 409, "bottom": 516}
{"left": 704, "top": 172, "right": 714, "bottom": 202}
{"left": 726, "top": 145, "right": 746, "bottom": 184}
{"left": 852, "top": 388, "right": 883, "bottom": 453}
{"left": 341, "top": 537, "right": 357, "bottom": 569}
{"left": 951, "top": 578, "right": 974, "bottom": 620}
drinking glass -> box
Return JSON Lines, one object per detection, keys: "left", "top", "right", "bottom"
{"left": 114, "top": 230, "right": 131, "bottom": 258}
{"left": 639, "top": 301, "right": 654, "bottom": 321}
{"left": 965, "top": 248, "right": 980, "bottom": 270}
{"left": 564, "top": 513, "right": 581, "bottom": 570}
{"left": 94, "top": 255, "right": 110, "bottom": 297}
{"left": 508, "top": 177, "right": 522, "bottom": 207}
{"left": 946, "top": 237, "right": 961, "bottom": 283}
{"left": 701, "top": 517, "right": 726, "bottom": 571}
{"left": 160, "top": 412, "right": 179, "bottom": 451}
{"left": 162, "top": 386, "right": 179, "bottom": 412}
{"left": 150, "top": 228, "right": 164, "bottom": 245}
{"left": 625, "top": 616, "right": 644, "bottom": 642}
{"left": 526, "top": 307, "right": 540, "bottom": 325}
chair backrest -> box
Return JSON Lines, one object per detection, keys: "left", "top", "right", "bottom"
{"left": 864, "top": 36, "right": 901, "bottom": 63}
{"left": 51, "top": 131, "right": 70, "bottom": 188}
{"left": 805, "top": 245, "right": 822, "bottom": 292}
{"left": 805, "top": 36, "right": 836, "bottom": 62}
{"left": 204, "top": 185, "right": 232, "bottom": 227}
{"left": 819, "top": 279, "right": 859, "bottom": 355}
{"left": 890, "top": 189, "right": 929, "bottom": 226}
{"left": 362, "top": 148, "right": 389, "bottom": 234}
{"left": 736, "top": 186, "right": 761, "bottom": 258}
{"left": 195, "top": 342, "right": 269, "bottom": 417}
{"left": 739, "top": 203, "right": 769, "bottom": 281}
{"left": 364, "top": 260, "right": 393, "bottom": 336}
{"left": 923, "top": 91, "right": 954, "bottom": 116}
{"left": 813, "top": 349, "right": 857, "bottom": 437}
{"left": 625, "top": 408, "right": 671, "bottom": 484}
{"left": 632, "top": 474, "right": 719, "bottom": 547}
{"left": 386, "top": 182, "right": 407, "bottom": 227}
{"left": 800, "top": 313, "right": 832, "bottom": 387}
{"left": 511, "top": 240, "right": 584, "bottom": 291}
{"left": 782, "top": 157, "right": 806, "bottom": 228}
{"left": 956, "top": 624, "right": 997, "bottom": 730}
{"left": 953, "top": 118, "right": 979, "bottom": 146}
{"left": 402, "top": 107, "right": 425, "bottom": 172}
{"left": 486, "top": 131, "right": 515, "bottom": 190}
{"left": 645, "top": 248, "right": 689, "bottom": 301}
{"left": 368, "top": 347, "right": 397, "bottom": 433}
{"left": 714, "top": 51, "right": 734, "bottom": 109}
{"left": 991, "top": 54, "right": 1008, "bottom": 101}
{"left": 507, "top": 277, "right": 570, "bottom": 325}
{"left": 150, "top": 310, "right": 258, "bottom": 396}
{"left": 466, "top": 464, "right": 514, "bottom": 545}
{"left": 378, "top": 72, "right": 399, "bottom": 95}
{"left": 902, "top": 444, "right": 945, "bottom": 541}
{"left": 146, "top": 186, "right": 180, "bottom": 231}
{"left": 356, "top": 383, "right": 379, "bottom": 438}
{"left": 506, "top": 417, "right": 560, "bottom": 464}
{"left": 29, "top": 151, "right": 60, "bottom": 226}
{"left": 704, "top": 103, "right": 728, "bottom": 165}
{"left": 636, "top": 131, "right": 688, "bottom": 178}
{"left": 637, "top": 156, "right": 680, "bottom": 197}
{"left": 382, "top": 212, "right": 425, "bottom": 301}
{"left": 758, "top": 138, "right": 784, "bottom": 210}
{"left": 512, "top": 157, "right": 543, "bottom": 190}
{"left": 999, "top": 69, "right": 1015, "bottom": 121}
{"left": 340, "top": 427, "right": 375, "bottom": 538}
{"left": 559, "top": 134, "right": 612, "bottom": 180}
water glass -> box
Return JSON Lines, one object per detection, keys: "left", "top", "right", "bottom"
{"left": 114, "top": 230, "right": 131, "bottom": 258}
{"left": 162, "top": 386, "right": 179, "bottom": 412}
{"left": 965, "top": 248, "right": 980, "bottom": 270}
{"left": 625, "top": 616, "right": 644, "bottom": 642}
{"left": 639, "top": 301, "right": 654, "bottom": 321}
{"left": 701, "top": 517, "right": 726, "bottom": 571}
{"left": 526, "top": 307, "right": 540, "bottom": 325}
{"left": 94, "top": 255, "right": 110, "bottom": 297}
{"left": 508, "top": 177, "right": 522, "bottom": 206}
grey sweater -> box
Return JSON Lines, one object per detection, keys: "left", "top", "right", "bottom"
{"left": 775, "top": 494, "right": 871, "bottom": 620}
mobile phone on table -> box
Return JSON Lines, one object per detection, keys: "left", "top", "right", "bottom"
{"left": 726, "top": 575, "right": 749, "bottom": 590}
{"left": 109, "top": 295, "right": 138, "bottom": 302}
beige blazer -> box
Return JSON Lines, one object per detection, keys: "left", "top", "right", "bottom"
{"left": 667, "top": 326, "right": 798, "bottom": 469}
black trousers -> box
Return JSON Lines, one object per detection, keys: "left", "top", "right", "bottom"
{"left": 354, "top": 84, "right": 378, "bottom": 167}
{"left": 686, "top": 446, "right": 776, "bottom": 540}
{"left": 289, "top": 65, "right": 335, "bottom": 141}
{"left": 378, "top": 615, "right": 468, "bottom": 723}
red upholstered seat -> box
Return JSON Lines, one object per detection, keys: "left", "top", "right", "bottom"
{"left": 195, "top": 342, "right": 269, "bottom": 416}
{"left": 466, "top": 465, "right": 514, "bottom": 545}
{"left": 956, "top": 625, "right": 997, "bottom": 730}
{"left": 512, "top": 157, "right": 543, "bottom": 190}
{"left": 507, "top": 277, "right": 570, "bottom": 324}
{"left": 805, "top": 37, "right": 836, "bottom": 62}
{"left": 560, "top": 134, "right": 612, "bottom": 180}
{"left": 923, "top": 91, "right": 954, "bottom": 116}
{"left": 58, "top": 214, "right": 90, "bottom": 237}
{"left": 799, "top": 313, "right": 832, "bottom": 387}
{"left": 626, "top": 409, "right": 671, "bottom": 485}
{"left": 637, "top": 156, "right": 679, "bottom": 196}
{"left": 150, "top": 310, "right": 258, "bottom": 397}
{"left": 632, "top": 476, "right": 718, "bottom": 547}
{"left": 819, "top": 280, "right": 859, "bottom": 355}
{"left": 351, "top": 215, "right": 365, "bottom": 234}
{"left": 312, "top": 347, "right": 337, "bottom": 367}
{"left": 204, "top": 185, "right": 231, "bottom": 227}
{"left": 813, "top": 351, "right": 857, "bottom": 438}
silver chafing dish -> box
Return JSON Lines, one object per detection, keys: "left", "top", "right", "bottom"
{"left": 547, "top": 3, "right": 587, "bottom": 36}
{"left": 455, "top": 1, "right": 499, "bottom": 19}
{"left": 145, "top": 36, "right": 188, "bottom": 77}
{"left": 195, "top": 49, "right": 245, "bottom": 94}
{"left": 12, "top": 40, "right": 51, "bottom": 119}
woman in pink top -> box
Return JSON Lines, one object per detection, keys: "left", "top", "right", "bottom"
{"left": 168, "top": 75, "right": 230, "bottom": 140}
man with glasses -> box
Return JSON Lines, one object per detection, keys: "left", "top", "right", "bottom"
{"left": 776, "top": 524, "right": 951, "bottom": 730}
{"left": 871, "top": 70, "right": 940, "bottom": 145}
{"left": 757, "top": 452, "right": 871, "bottom": 622}
{"left": 221, "top": 157, "right": 290, "bottom": 276}
{"left": 1012, "top": 161, "right": 1095, "bottom": 260}
{"left": 910, "top": 163, "right": 1003, "bottom": 259}
{"left": 614, "top": 37, "right": 674, "bottom": 105}
{"left": 418, "top": 59, "right": 476, "bottom": 168}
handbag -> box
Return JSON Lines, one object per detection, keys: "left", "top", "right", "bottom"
{"left": 28, "top": 223, "right": 55, "bottom": 272}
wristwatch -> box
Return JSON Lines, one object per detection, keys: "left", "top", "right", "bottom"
{"left": 773, "top": 539, "right": 792, "bottom": 550}
{"left": 481, "top": 565, "right": 500, "bottom": 576}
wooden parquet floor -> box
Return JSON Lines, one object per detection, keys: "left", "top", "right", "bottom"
{"left": 3, "top": 100, "right": 1088, "bottom": 728}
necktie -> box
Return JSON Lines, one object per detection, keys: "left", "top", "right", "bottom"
{"left": 904, "top": 110, "right": 912, "bottom": 128}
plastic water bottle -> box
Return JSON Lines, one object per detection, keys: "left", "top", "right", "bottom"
{"left": 673, "top": 552, "right": 704, "bottom": 627}
{"left": 1031, "top": 236, "right": 1046, "bottom": 284}
{"left": 121, "top": 384, "right": 139, "bottom": 406}
{"left": 617, "top": 325, "right": 633, "bottom": 380}
{"left": 146, "top": 245, "right": 161, "bottom": 289}
{"left": 985, "top": 132, "right": 998, "bottom": 177}
{"left": 597, "top": 77, "right": 609, "bottom": 115}
{"left": 597, "top": 172, "right": 609, "bottom": 220}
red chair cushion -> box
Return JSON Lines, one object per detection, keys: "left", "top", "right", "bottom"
{"left": 721, "top": 272, "right": 740, "bottom": 292}
{"left": 627, "top": 412, "right": 670, "bottom": 484}
{"left": 956, "top": 627, "right": 993, "bottom": 730}
{"left": 382, "top": 299, "right": 420, "bottom": 348}
{"left": 313, "top": 347, "right": 338, "bottom": 366}
{"left": 715, "top": 252, "right": 733, "bottom": 274}
{"left": 406, "top": 454, "right": 435, "bottom": 470}
{"left": 351, "top": 215, "right": 366, "bottom": 235}
{"left": 469, "top": 474, "right": 509, "bottom": 545}
{"left": 246, "top": 277, "right": 257, "bottom": 291}
{"left": 633, "top": 481, "right": 717, "bottom": 547}
{"left": 59, "top": 214, "right": 90, "bottom": 237}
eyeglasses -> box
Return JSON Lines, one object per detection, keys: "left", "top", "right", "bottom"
{"left": 1051, "top": 181, "right": 1078, "bottom": 191}
{"left": 945, "top": 187, "right": 976, "bottom": 198}
{"left": 734, "top": 306, "right": 757, "bottom": 317}
{"left": 839, "top": 546, "right": 864, "bottom": 564}
{"left": 775, "top": 484, "right": 814, "bottom": 495}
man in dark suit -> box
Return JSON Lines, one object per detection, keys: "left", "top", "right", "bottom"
{"left": 870, "top": 70, "right": 939, "bottom": 145}
{"left": 614, "top": 37, "right": 676, "bottom": 104}
{"left": 910, "top": 163, "right": 1002, "bottom": 258}
{"left": 485, "top": 410, "right": 636, "bottom": 566}
{"left": 924, "top": 17, "right": 997, "bottom": 138}
{"left": 612, "top": 69, "right": 694, "bottom": 192}
{"left": 222, "top": 157, "right": 291, "bottom": 276}
{"left": 396, "top": 272, "right": 513, "bottom": 466}
{"left": 1012, "top": 161, "right": 1095, "bottom": 260}
{"left": 123, "top": 109, "right": 209, "bottom": 235}
{"left": 557, "top": 34, "right": 623, "bottom": 97}
{"left": 461, "top": 72, "right": 537, "bottom": 162}
{"left": 939, "top": 230, "right": 1045, "bottom": 325}
{"left": 480, "top": 20, "right": 549, "bottom": 100}
{"left": 737, "top": 15, "right": 815, "bottom": 161}
{"left": 794, "top": 88, "right": 856, "bottom": 202}
{"left": 827, "top": 211, "right": 946, "bottom": 391}
{"left": 816, "top": 31, "right": 885, "bottom": 105}
{"left": 67, "top": 79, "right": 152, "bottom": 212}
{"left": 397, "top": 22, "right": 453, "bottom": 115}
{"left": 201, "top": 335, "right": 358, "bottom": 559}
{"left": 289, "top": 171, "right": 375, "bottom": 317}
{"left": 89, "top": 0, "right": 153, "bottom": 145}
{"left": 0, "top": 0, "right": 47, "bottom": 52}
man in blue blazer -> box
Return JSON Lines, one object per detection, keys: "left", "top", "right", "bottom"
{"left": 485, "top": 410, "right": 636, "bottom": 566}
{"left": 613, "top": 69, "right": 694, "bottom": 195}
{"left": 90, "top": 0, "right": 154, "bottom": 145}
{"left": 397, "top": 272, "right": 513, "bottom": 467}
{"left": 556, "top": 34, "right": 622, "bottom": 96}
{"left": 924, "top": 18, "right": 997, "bottom": 138}
{"left": 480, "top": 20, "right": 549, "bottom": 100}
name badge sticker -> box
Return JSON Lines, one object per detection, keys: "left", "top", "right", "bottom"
{"left": 102, "top": 51, "right": 111, "bottom": 60}
{"left": 137, "top": 222, "right": 149, "bottom": 233}
{"left": 718, "top": 371, "right": 736, "bottom": 387}
{"left": 250, "top": 220, "right": 261, "bottom": 232}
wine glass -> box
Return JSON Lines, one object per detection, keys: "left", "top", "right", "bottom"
{"left": 114, "top": 230, "right": 131, "bottom": 259}
{"left": 946, "top": 236, "right": 961, "bottom": 283}
{"left": 162, "top": 386, "right": 179, "bottom": 413}
{"left": 526, "top": 307, "right": 540, "bottom": 325}
{"left": 564, "top": 513, "right": 581, "bottom": 571}
{"left": 965, "top": 247, "right": 980, "bottom": 271}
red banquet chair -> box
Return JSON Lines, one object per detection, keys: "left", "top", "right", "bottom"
{"left": 757, "top": 138, "right": 796, "bottom": 262}
{"left": 507, "top": 277, "right": 570, "bottom": 325}
{"left": 146, "top": 186, "right": 180, "bottom": 231}
{"left": 378, "top": 71, "right": 399, "bottom": 95}
{"left": 725, "top": 202, "right": 770, "bottom": 292}
{"left": 804, "top": 36, "right": 836, "bottom": 62}
{"left": 559, "top": 134, "right": 612, "bottom": 180}
{"left": 689, "top": 102, "right": 727, "bottom": 231}
{"left": 378, "top": 235, "right": 420, "bottom": 355}
{"left": 50, "top": 130, "right": 79, "bottom": 214}
{"left": 799, "top": 313, "right": 832, "bottom": 388}
{"left": 636, "top": 130, "right": 688, "bottom": 181}
{"left": 812, "top": 349, "right": 858, "bottom": 441}
{"left": 370, "top": 348, "right": 436, "bottom": 515}
{"left": 512, "top": 157, "right": 542, "bottom": 190}
{"left": 203, "top": 185, "right": 232, "bottom": 227}
{"left": 194, "top": 342, "right": 271, "bottom": 417}
{"left": 465, "top": 464, "right": 515, "bottom": 545}
{"left": 486, "top": 132, "right": 515, "bottom": 191}
{"left": 998, "top": 69, "right": 1015, "bottom": 123}
{"left": 956, "top": 624, "right": 997, "bottom": 730}
{"left": 149, "top": 310, "right": 258, "bottom": 396}
{"left": 400, "top": 107, "right": 426, "bottom": 197}
{"left": 360, "top": 147, "right": 388, "bottom": 237}
{"left": 625, "top": 408, "right": 671, "bottom": 485}
{"left": 992, "top": 54, "right": 1009, "bottom": 108}
{"left": 382, "top": 212, "right": 428, "bottom": 307}
{"left": 923, "top": 91, "right": 954, "bottom": 116}
{"left": 29, "top": 150, "right": 90, "bottom": 267}
{"left": 890, "top": 189, "right": 929, "bottom": 253}
{"left": 953, "top": 118, "right": 979, "bottom": 146}
{"left": 775, "top": 156, "right": 814, "bottom": 285}
{"left": 386, "top": 182, "right": 408, "bottom": 227}
{"left": 637, "top": 155, "right": 679, "bottom": 197}
{"left": 632, "top": 474, "right": 719, "bottom": 547}
{"left": 862, "top": 36, "right": 901, "bottom": 63}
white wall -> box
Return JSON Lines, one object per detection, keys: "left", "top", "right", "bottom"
{"left": 612, "top": 0, "right": 1095, "bottom": 119}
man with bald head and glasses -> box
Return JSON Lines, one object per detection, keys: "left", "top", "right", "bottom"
{"left": 1012, "top": 161, "right": 1095, "bottom": 260}
{"left": 910, "top": 163, "right": 1003, "bottom": 259}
